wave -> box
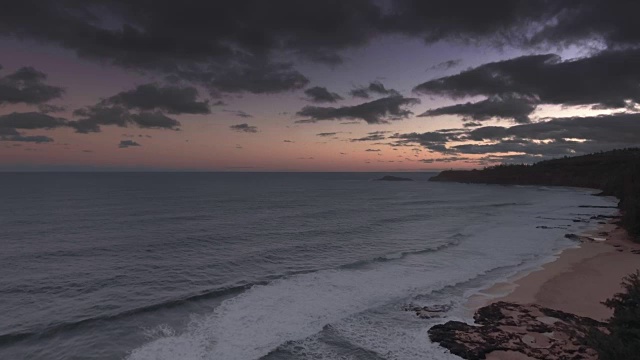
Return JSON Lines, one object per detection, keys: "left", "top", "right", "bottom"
{"left": 0, "top": 283, "right": 252, "bottom": 346}
{"left": 124, "top": 233, "right": 541, "bottom": 360}
{"left": 338, "top": 234, "right": 464, "bottom": 270}
{"left": 0, "top": 236, "right": 465, "bottom": 348}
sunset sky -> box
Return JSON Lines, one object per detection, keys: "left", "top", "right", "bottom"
{"left": 1, "top": 1, "right": 639, "bottom": 171}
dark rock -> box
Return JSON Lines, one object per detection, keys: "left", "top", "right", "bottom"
{"left": 375, "top": 175, "right": 414, "bottom": 181}
{"left": 565, "top": 233, "right": 581, "bottom": 241}
{"left": 564, "top": 233, "right": 595, "bottom": 242}
{"left": 537, "top": 225, "right": 566, "bottom": 229}
{"left": 428, "top": 302, "right": 605, "bottom": 360}
{"left": 403, "top": 303, "right": 451, "bottom": 319}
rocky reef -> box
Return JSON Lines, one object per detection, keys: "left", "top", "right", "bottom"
{"left": 428, "top": 302, "right": 607, "bottom": 360}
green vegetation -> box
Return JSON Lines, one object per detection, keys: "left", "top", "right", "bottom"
{"left": 430, "top": 148, "right": 640, "bottom": 240}
{"left": 587, "top": 271, "right": 640, "bottom": 360}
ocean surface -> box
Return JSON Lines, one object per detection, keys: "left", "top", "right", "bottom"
{"left": 0, "top": 172, "right": 618, "bottom": 360}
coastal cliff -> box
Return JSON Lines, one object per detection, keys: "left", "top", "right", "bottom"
{"left": 430, "top": 148, "right": 640, "bottom": 239}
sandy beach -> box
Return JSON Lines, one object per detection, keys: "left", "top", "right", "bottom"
{"left": 469, "top": 221, "right": 640, "bottom": 321}
{"left": 461, "top": 220, "right": 640, "bottom": 359}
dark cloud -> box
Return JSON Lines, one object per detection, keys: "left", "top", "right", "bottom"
{"left": 0, "top": 66, "right": 64, "bottom": 105}
{"left": 0, "top": 112, "right": 63, "bottom": 145}
{"left": 118, "top": 140, "right": 141, "bottom": 148}
{"left": 200, "top": 60, "right": 309, "bottom": 95}
{"left": 69, "top": 106, "right": 127, "bottom": 133}
{"left": 131, "top": 112, "right": 181, "bottom": 129}
{"left": 384, "top": 1, "right": 640, "bottom": 50}
{"left": 0, "top": 127, "right": 19, "bottom": 136}
{"left": 466, "top": 113, "right": 640, "bottom": 143}
{"left": 382, "top": 1, "right": 553, "bottom": 44}
{"left": 106, "top": 83, "right": 210, "bottom": 114}
{"left": 0, "top": 106, "right": 180, "bottom": 139}
{"left": 420, "top": 156, "right": 471, "bottom": 163}
{"left": 349, "top": 81, "right": 398, "bottom": 99}
{"left": 0, "top": 85, "right": 185, "bottom": 134}
{"left": 316, "top": 132, "right": 338, "bottom": 137}
{"left": 7, "top": 135, "right": 54, "bottom": 143}
{"left": 304, "top": 86, "right": 343, "bottom": 103}
{"left": 391, "top": 131, "right": 455, "bottom": 152}
{"left": 283, "top": 139, "right": 295, "bottom": 143}
{"left": 420, "top": 95, "right": 536, "bottom": 123}
{"left": 0, "top": 127, "right": 54, "bottom": 143}
{"left": 365, "top": 148, "right": 381, "bottom": 152}
{"left": 463, "top": 121, "right": 483, "bottom": 128}
{"left": 435, "top": 128, "right": 465, "bottom": 134}
{"left": 349, "top": 88, "right": 370, "bottom": 99}
{"left": 37, "top": 104, "right": 66, "bottom": 113}
{"left": 3, "top": 1, "right": 375, "bottom": 94}
{"left": 350, "top": 131, "right": 390, "bottom": 142}
{"left": 427, "top": 59, "right": 462, "bottom": 72}
{"left": 395, "top": 112, "right": 640, "bottom": 162}
{"left": 0, "top": 112, "right": 67, "bottom": 129}
{"left": 449, "top": 138, "right": 635, "bottom": 161}
{"left": 5, "top": 1, "right": 640, "bottom": 97}
{"left": 477, "top": 154, "right": 547, "bottom": 165}
{"left": 70, "top": 105, "right": 181, "bottom": 133}
{"left": 212, "top": 100, "right": 227, "bottom": 106}
{"left": 224, "top": 110, "right": 253, "bottom": 118}
{"left": 230, "top": 123, "right": 258, "bottom": 133}
{"left": 414, "top": 49, "right": 640, "bottom": 110}
{"left": 296, "top": 96, "right": 419, "bottom": 124}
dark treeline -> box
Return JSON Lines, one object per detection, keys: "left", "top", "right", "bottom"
{"left": 430, "top": 148, "right": 640, "bottom": 239}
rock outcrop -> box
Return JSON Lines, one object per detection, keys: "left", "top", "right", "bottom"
{"left": 428, "top": 302, "right": 607, "bottom": 360}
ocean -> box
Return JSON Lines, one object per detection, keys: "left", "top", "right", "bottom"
{"left": 0, "top": 172, "right": 618, "bottom": 360}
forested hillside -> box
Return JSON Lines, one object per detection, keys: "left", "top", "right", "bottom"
{"left": 430, "top": 148, "right": 640, "bottom": 238}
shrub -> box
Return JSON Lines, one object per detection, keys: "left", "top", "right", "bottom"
{"left": 587, "top": 271, "right": 640, "bottom": 360}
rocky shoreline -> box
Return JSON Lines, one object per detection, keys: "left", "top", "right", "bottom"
{"left": 416, "top": 220, "right": 640, "bottom": 359}
{"left": 428, "top": 301, "right": 604, "bottom": 360}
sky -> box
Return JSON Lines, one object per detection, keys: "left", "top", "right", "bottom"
{"left": 1, "top": 0, "right": 640, "bottom": 171}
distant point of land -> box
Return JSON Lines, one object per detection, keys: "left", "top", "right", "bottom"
{"left": 430, "top": 148, "right": 640, "bottom": 240}
{"left": 375, "top": 175, "right": 414, "bottom": 181}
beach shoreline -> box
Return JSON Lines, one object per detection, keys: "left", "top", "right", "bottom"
{"left": 466, "top": 219, "right": 640, "bottom": 322}
{"left": 441, "top": 217, "right": 640, "bottom": 359}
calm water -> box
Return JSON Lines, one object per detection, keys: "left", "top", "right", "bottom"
{"left": 0, "top": 173, "right": 617, "bottom": 359}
